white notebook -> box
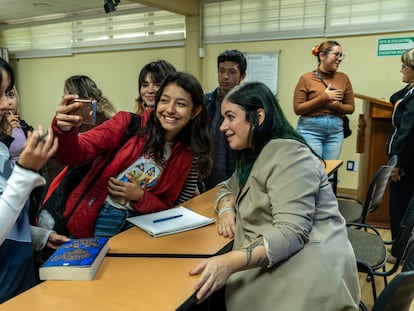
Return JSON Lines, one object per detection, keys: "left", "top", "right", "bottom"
{"left": 126, "top": 206, "right": 216, "bottom": 237}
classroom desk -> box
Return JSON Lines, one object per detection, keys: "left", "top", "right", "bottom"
{"left": 325, "top": 160, "right": 343, "bottom": 194}
{"left": 0, "top": 257, "right": 202, "bottom": 311}
{"left": 108, "top": 186, "right": 233, "bottom": 258}
{"left": 2, "top": 163, "right": 346, "bottom": 311}
{"left": 109, "top": 161, "right": 340, "bottom": 258}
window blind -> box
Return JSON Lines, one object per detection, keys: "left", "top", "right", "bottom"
{"left": 326, "top": 0, "right": 414, "bottom": 36}
{"left": 203, "top": 0, "right": 326, "bottom": 43}
{"left": 203, "top": 0, "right": 414, "bottom": 44}
{"left": 0, "top": 6, "right": 185, "bottom": 59}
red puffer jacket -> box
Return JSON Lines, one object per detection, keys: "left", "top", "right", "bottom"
{"left": 52, "top": 111, "right": 192, "bottom": 238}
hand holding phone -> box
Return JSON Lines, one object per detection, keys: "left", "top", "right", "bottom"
{"left": 69, "top": 99, "right": 97, "bottom": 125}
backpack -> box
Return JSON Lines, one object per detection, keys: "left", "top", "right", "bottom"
{"left": 37, "top": 113, "right": 140, "bottom": 235}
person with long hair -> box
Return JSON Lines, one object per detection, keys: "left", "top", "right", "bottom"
{"left": 0, "top": 58, "right": 68, "bottom": 303}
{"left": 1, "top": 86, "right": 33, "bottom": 163}
{"left": 52, "top": 72, "right": 212, "bottom": 238}
{"left": 134, "top": 61, "right": 198, "bottom": 203}
{"left": 293, "top": 40, "right": 354, "bottom": 160}
{"left": 64, "top": 75, "right": 116, "bottom": 130}
{"left": 44, "top": 75, "right": 117, "bottom": 181}
{"left": 135, "top": 60, "right": 177, "bottom": 114}
{"left": 189, "top": 82, "right": 360, "bottom": 310}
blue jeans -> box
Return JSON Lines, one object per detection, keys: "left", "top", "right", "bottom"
{"left": 296, "top": 115, "right": 344, "bottom": 160}
{"left": 93, "top": 203, "right": 136, "bottom": 238}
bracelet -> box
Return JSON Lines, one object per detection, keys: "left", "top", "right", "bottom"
{"left": 217, "top": 206, "right": 235, "bottom": 217}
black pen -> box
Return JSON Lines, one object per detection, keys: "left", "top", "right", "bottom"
{"left": 153, "top": 214, "right": 183, "bottom": 223}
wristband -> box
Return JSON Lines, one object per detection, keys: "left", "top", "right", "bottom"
{"left": 217, "top": 206, "right": 235, "bottom": 217}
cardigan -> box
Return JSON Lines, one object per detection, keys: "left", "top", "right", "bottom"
{"left": 52, "top": 111, "right": 193, "bottom": 238}
{"left": 217, "top": 139, "right": 360, "bottom": 311}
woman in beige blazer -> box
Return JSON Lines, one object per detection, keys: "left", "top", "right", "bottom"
{"left": 190, "top": 81, "right": 360, "bottom": 310}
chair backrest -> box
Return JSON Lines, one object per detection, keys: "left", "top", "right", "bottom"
{"left": 402, "top": 240, "right": 414, "bottom": 272}
{"left": 360, "top": 155, "right": 397, "bottom": 223}
{"left": 372, "top": 270, "right": 414, "bottom": 311}
{"left": 392, "top": 193, "right": 414, "bottom": 260}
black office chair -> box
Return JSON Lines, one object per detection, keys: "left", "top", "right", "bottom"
{"left": 347, "top": 191, "right": 414, "bottom": 301}
{"left": 402, "top": 240, "right": 414, "bottom": 272}
{"left": 359, "top": 239, "right": 414, "bottom": 311}
{"left": 359, "top": 270, "right": 414, "bottom": 311}
{"left": 337, "top": 155, "right": 396, "bottom": 224}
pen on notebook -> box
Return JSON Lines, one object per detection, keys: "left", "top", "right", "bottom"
{"left": 153, "top": 214, "right": 183, "bottom": 223}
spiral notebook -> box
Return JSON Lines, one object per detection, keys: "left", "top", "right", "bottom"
{"left": 126, "top": 206, "right": 216, "bottom": 237}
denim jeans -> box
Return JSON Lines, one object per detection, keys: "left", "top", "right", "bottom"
{"left": 93, "top": 203, "right": 136, "bottom": 238}
{"left": 296, "top": 114, "right": 344, "bottom": 160}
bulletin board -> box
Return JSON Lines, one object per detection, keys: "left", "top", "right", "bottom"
{"left": 244, "top": 51, "right": 280, "bottom": 95}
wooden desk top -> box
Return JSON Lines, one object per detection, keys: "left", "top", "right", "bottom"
{"left": 108, "top": 186, "right": 233, "bottom": 257}
{"left": 109, "top": 161, "right": 339, "bottom": 258}
{"left": 324, "top": 160, "right": 343, "bottom": 176}
{"left": 1, "top": 257, "right": 202, "bottom": 311}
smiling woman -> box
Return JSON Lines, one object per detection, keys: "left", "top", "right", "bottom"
{"left": 189, "top": 81, "right": 360, "bottom": 310}
{"left": 47, "top": 72, "right": 212, "bottom": 239}
{"left": 293, "top": 40, "right": 355, "bottom": 161}
{"left": 387, "top": 47, "right": 414, "bottom": 241}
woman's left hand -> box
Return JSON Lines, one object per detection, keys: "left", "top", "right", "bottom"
{"left": 107, "top": 175, "right": 144, "bottom": 201}
{"left": 218, "top": 209, "right": 236, "bottom": 238}
{"left": 46, "top": 232, "right": 70, "bottom": 249}
{"left": 390, "top": 167, "right": 401, "bottom": 182}
{"left": 189, "top": 254, "right": 234, "bottom": 304}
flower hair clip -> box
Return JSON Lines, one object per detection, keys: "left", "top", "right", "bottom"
{"left": 312, "top": 45, "right": 320, "bottom": 56}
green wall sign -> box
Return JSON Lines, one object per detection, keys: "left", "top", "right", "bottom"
{"left": 377, "top": 37, "right": 414, "bottom": 56}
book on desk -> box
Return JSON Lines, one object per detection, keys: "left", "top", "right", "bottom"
{"left": 39, "top": 237, "right": 109, "bottom": 281}
{"left": 127, "top": 206, "right": 216, "bottom": 237}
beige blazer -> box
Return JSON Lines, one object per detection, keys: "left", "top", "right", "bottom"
{"left": 217, "top": 139, "right": 360, "bottom": 311}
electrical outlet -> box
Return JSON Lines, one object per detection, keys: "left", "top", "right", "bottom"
{"left": 346, "top": 160, "right": 355, "bottom": 171}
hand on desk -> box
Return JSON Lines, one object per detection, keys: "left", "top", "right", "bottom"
{"left": 189, "top": 254, "right": 234, "bottom": 303}
{"left": 217, "top": 209, "right": 236, "bottom": 239}
{"left": 47, "top": 232, "right": 70, "bottom": 249}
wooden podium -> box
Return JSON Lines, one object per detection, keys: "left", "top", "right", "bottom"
{"left": 355, "top": 93, "right": 393, "bottom": 228}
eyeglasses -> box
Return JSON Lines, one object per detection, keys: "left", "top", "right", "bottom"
{"left": 329, "top": 52, "right": 345, "bottom": 60}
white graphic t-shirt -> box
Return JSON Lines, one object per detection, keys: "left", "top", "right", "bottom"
{"left": 106, "top": 142, "right": 173, "bottom": 210}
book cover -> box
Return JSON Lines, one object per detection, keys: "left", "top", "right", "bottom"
{"left": 39, "top": 237, "right": 109, "bottom": 281}
{"left": 127, "top": 206, "right": 215, "bottom": 237}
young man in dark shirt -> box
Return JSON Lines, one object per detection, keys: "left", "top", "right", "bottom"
{"left": 204, "top": 50, "right": 247, "bottom": 190}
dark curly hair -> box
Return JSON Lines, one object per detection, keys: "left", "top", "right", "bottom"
{"left": 144, "top": 72, "right": 212, "bottom": 179}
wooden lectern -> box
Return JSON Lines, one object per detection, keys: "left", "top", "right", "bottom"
{"left": 355, "top": 93, "right": 393, "bottom": 228}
